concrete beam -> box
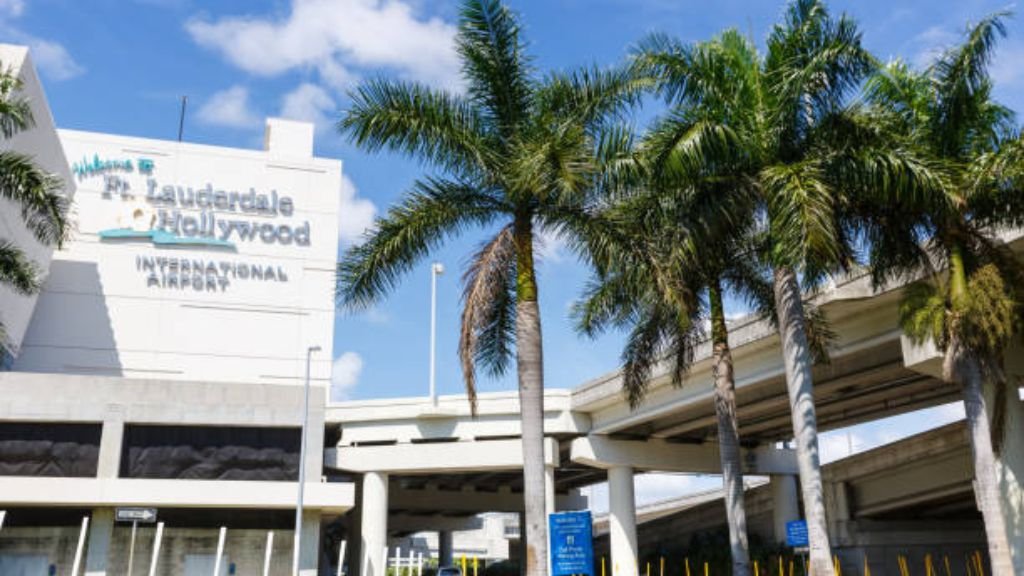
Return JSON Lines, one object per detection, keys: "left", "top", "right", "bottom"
{"left": 570, "top": 436, "right": 798, "bottom": 475}
{"left": 0, "top": 477, "right": 354, "bottom": 512}
{"left": 328, "top": 438, "right": 559, "bottom": 474}
{"left": 388, "top": 514, "right": 481, "bottom": 533}
{"left": 389, "top": 485, "right": 586, "bottom": 513}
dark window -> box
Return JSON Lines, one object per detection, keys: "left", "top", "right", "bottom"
{"left": 0, "top": 422, "right": 101, "bottom": 477}
{"left": 120, "top": 425, "right": 300, "bottom": 481}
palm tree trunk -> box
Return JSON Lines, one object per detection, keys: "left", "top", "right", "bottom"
{"left": 514, "top": 214, "right": 548, "bottom": 576}
{"left": 945, "top": 245, "right": 1014, "bottom": 575}
{"left": 708, "top": 279, "right": 752, "bottom": 576}
{"left": 771, "top": 266, "right": 833, "bottom": 576}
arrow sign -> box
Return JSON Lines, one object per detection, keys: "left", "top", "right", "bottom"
{"left": 116, "top": 507, "right": 157, "bottom": 524}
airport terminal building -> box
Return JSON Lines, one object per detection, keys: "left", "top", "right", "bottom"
{"left": 1, "top": 44, "right": 1023, "bottom": 576}
{"left": 0, "top": 44, "right": 350, "bottom": 575}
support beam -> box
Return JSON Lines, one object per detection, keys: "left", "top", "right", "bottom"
{"left": 608, "top": 466, "right": 637, "bottom": 576}
{"left": 361, "top": 472, "right": 388, "bottom": 576}
{"left": 84, "top": 508, "right": 113, "bottom": 576}
{"left": 770, "top": 475, "right": 799, "bottom": 545}
{"left": 389, "top": 485, "right": 586, "bottom": 513}
{"left": 570, "top": 436, "right": 797, "bottom": 475}
{"left": 329, "top": 438, "right": 559, "bottom": 474}
{"left": 97, "top": 420, "right": 124, "bottom": 479}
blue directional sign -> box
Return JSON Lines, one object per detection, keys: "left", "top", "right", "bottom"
{"left": 785, "top": 520, "right": 809, "bottom": 547}
{"left": 549, "top": 511, "right": 594, "bottom": 576}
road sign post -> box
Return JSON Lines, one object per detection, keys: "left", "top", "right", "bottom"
{"left": 549, "top": 511, "right": 594, "bottom": 576}
{"left": 116, "top": 507, "right": 157, "bottom": 576}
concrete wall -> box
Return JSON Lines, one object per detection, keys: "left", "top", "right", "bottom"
{"left": 0, "top": 44, "right": 75, "bottom": 359}
{"left": 14, "top": 123, "right": 339, "bottom": 387}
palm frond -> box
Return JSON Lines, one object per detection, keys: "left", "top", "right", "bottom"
{"left": 0, "top": 64, "right": 34, "bottom": 139}
{"left": 0, "top": 151, "right": 69, "bottom": 247}
{"left": 457, "top": 0, "right": 532, "bottom": 141}
{"left": 340, "top": 79, "right": 490, "bottom": 176}
{"left": 337, "top": 177, "right": 505, "bottom": 309}
{"left": 0, "top": 240, "right": 40, "bottom": 295}
{"left": 460, "top": 225, "right": 517, "bottom": 415}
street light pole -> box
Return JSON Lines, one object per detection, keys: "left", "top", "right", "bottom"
{"left": 293, "top": 345, "right": 321, "bottom": 576}
{"left": 429, "top": 262, "right": 444, "bottom": 406}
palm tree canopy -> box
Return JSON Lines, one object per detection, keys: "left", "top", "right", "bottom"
{"left": 862, "top": 11, "right": 1024, "bottom": 358}
{"left": 336, "top": 0, "right": 644, "bottom": 403}
{"left": 0, "top": 63, "right": 69, "bottom": 249}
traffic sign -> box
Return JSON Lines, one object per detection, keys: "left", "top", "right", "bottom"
{"left": 116, "top": 507, "right": 157, "bottom": 524}
{"left": 785, "top": 520, "right": 808, "bottom": 547}
{"left": 549, "top": 511, "right": 594, "bottom": 576}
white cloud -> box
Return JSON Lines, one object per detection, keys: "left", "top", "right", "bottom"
{"left": 909, "top": 25, "right": 959, "bottom": 68}
{"left": 186, "top": 0, "right": 460, "bottom": 91}
{"left": 0, "top": 0, "right": 24, "bottom": 18}
{"left": 197, "top": 85, "right": 261, "bottom": 129}
{"left": 535, "top": 228, "right": 567, "bottom": 263}
{"left": 991, "top": 42, "right": 1024, "bottom": 89}
{"left": 331, "top": 351, "right": 364, "bottom": 401}
{"left": 280, "top": 82, "right": 336, "bottom": 132}
{"left": 338, "top": 173, "right": 377, "bottom": 245}
{"left": 0, "top": 3, "right": 83, "bottom": 81}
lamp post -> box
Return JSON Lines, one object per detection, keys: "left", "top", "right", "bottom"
{"left": 429, "top": 262, "right": 444, "bottom": 406}
{"left": 293, "top": 345, "right": 321, "bottom": 576}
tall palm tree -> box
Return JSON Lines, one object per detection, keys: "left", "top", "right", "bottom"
{"left": 335, "top": 2, "right": 641, "bottom": 574}
{"left": 575, "top": 179, "right": 773, "bottom": 576}
{"left": 860, "top": 13, "right": 1024, "bottom": 574}
{"left": 629, "top": 3, "right": 935, "bottom": 571}
{"left": 579, "top": 33, "right": 834, "bottom": 576}
{"left": 0, "top": 63, "right": 69, "bottom": 341}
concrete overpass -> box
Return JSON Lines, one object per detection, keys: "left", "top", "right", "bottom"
{"left": 324, "top": 239, "right": 1024, "bottom": 576}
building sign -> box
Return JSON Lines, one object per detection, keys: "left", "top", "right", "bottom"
{"left": 549, "top": 511, "right": 594, "bottom": 576}
{"left": 786, "top": 520, "right": 808, "bottom": 547}
{"left": 71, "top": 154, "right": 153, "bottom": 179}
{"left": 115, "top": 507, "right": 157, "bottom": 524}
{"left": 74, "top": 155, "right": 307, "bottom": 293}
{"left": 136, "top": 254, "right": 288, "bottom": 292}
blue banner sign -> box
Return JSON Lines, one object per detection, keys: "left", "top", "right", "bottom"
{"left": 549, "top": 511, "right": 594, "bottom": 576}
{"left": 786, "top": 520, "right": 809, "bottom": 547}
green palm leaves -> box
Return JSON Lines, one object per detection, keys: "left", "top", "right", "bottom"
{"left": 0, "top": 63, "right": 69, "bottom": 344}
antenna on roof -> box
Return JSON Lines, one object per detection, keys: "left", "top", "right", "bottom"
{"left": 177, "top": 96, "right": 188, "bottom": 142}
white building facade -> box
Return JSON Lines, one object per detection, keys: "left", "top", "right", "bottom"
{"left": 0, "top": 44, "right": 351, "bottom": 576}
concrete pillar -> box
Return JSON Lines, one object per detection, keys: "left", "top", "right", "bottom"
{"left": 608, "top": 466, "right": 637, "bottom": 576}
{"left": 992, "top": 354, "right": 1024, "bottom": 574}
{"left": 545, "top": 465, "right": 556, "bottom": 519}
{"left": 770, "top": 474, "right": 800, "bottom": 544}
{"left": 361, "top": 471, "right": 389, "bottom": 576}
{"left": 438, "top": 530, "right": 453, "bottom": 567}
{"left": 97, "top": 419, "right": 124, "bottom": 478}
{"left": 298, "top": 510, "right": 321, "bottom": 576}
{"left": 84, "top": 508, "right": 114, "bottom": 576}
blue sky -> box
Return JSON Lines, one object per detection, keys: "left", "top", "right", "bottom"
{"left": 5, "top": 0, "right": 1021, "bottom": 501}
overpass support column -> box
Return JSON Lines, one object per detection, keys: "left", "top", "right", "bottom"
{"left": 438, "top": 530, "right": 453, "bottom": 566}
{"left": 770, "top": 474, "right": 799, "bottom": 544}
{"left": 545, "top": 465, "right": 556, "bottom": 518}
{"left": 361, "top": 471, "right": 389, "bottom": 576}
{"left": 608, "top": 466, "right": 637, "bottom": 576}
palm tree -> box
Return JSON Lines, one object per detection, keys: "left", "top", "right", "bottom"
{"left": 628, "top": 2, "right": 928, "bottom": 571}
{"left": 575, "top": 179, "right": 772, "bottom": 576}
{"left": 0, "top": 63, "right": 69, "bottom": 341}
{"left": 335, "top": 2, "right": 641, "bottom": 574}
{"left": 860, "top": 13, "right": 1024, "bottom": 574}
